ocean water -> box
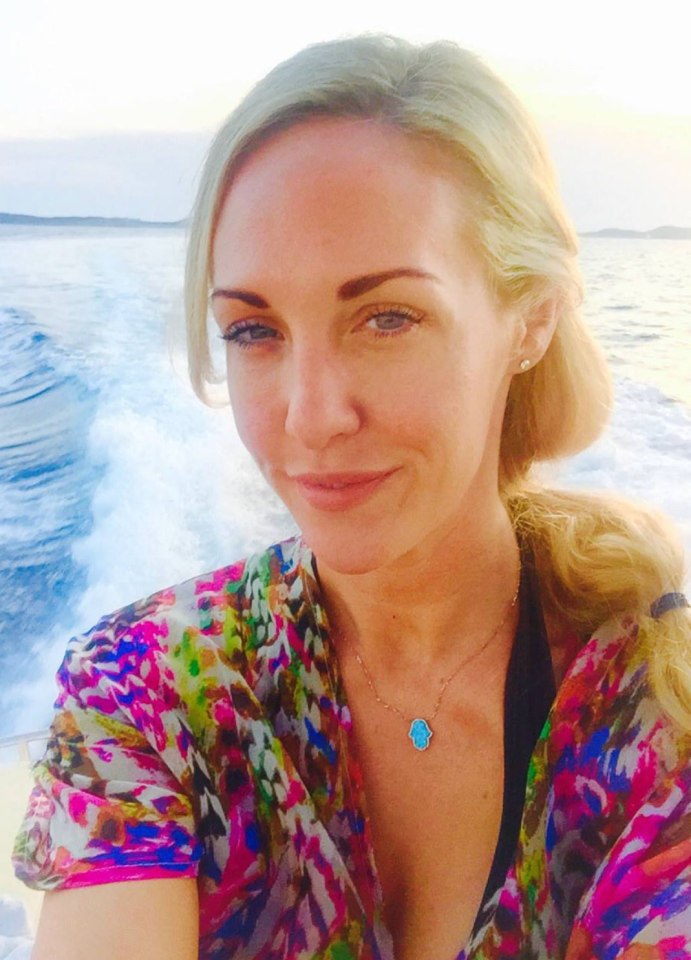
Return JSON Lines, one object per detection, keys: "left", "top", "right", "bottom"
{"left": 0, "top": 226, "right": 689, "bottom": 737}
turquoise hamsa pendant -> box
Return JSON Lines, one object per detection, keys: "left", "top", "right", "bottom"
{"left": 408, "top": 718, "right": 433, "bottom": 751}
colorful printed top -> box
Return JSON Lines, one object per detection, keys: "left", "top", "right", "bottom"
{"left": 12, "top": 537, "right": 691, "bottom": 959}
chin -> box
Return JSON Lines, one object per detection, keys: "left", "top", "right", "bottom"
{"left": 298, "top": 523, "right": 400, "bottom": 577}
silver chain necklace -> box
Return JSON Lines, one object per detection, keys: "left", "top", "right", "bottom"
{"left": 336, "top": 570, "right": 521, "bottom": 752}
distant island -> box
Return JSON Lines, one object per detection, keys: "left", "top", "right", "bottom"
{"left": 1, "top": 214, "right": 690, "bottom": 239}
{"left": 580, "top": 225, "right": 691, "bottom": 239}
{"left": 0, "top": 212, "right": 185, "bottom": 228}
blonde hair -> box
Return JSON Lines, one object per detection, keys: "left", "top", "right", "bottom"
{"left": 185, "top": 34, "right": 690, "bottom": 729}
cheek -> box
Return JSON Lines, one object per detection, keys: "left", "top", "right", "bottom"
{"left": 228, "top": 377, "right": 280, "bottom": 464}
{"left": 417, "top": 353, "right": 505, "bottom": 447}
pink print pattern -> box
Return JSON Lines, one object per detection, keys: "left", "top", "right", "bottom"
{"left": 13, "top": 537, "right": 691, "bottom": 958}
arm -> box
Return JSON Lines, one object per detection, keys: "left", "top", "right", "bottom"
{"left": 32, "top": 878, "right": 199, "bottom": 960}
{"left": 12, "top": 612, "right": 205, "bottom": 955}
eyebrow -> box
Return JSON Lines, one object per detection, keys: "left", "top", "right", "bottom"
{"left": 337, "top": 268, "right": 438, "bottom": 300}
{"left": 210, "top": 268, "right": 438, "bottom": 308}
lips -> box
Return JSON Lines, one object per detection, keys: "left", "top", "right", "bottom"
{"left": 291, "top": 469, "right": 398, "bottom": 510}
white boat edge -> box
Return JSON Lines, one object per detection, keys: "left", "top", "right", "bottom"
{"left": 0, "top": 730, "right": 51, "bottom": 766}
{"left": 1, "top": 730, "right": 51, "bottom": 936}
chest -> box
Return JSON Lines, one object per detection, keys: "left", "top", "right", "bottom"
{"left": 343, "top": 667, "right": 507, "bottom": 960}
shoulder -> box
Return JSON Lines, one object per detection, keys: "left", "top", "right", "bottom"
{"left": 64, "top": 536, "right": 307, "bottom": 661}
{"left": 522, "top": 613, "right": 689, "bottom": 868}
{"left": 55, "top": 536, "right": 314, "bottom": 735}
{"left": 543, "top": 616, "right": 690, "bottom": 809}
{"left": 14, "top": 537, "right": 320, "bottom": 888}
{"left": 491, "top": 617, "right": 691, "bottom": 956}
{"left": 547, "top": 620, "right": 691, "bottom": 954}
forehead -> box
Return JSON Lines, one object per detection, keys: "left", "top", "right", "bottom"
{"left": 212, "top": 119, "right": 482, "bottom": 285}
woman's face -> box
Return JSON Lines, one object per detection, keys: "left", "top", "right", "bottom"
{"left": 211, "top": 119, "right": 525, "bottom": 574}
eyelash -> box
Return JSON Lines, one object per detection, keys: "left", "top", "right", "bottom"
{"left": 218, "top": 305, "right": 423, "bottom": 349}
{"left": 363, "top": 305, "right": 422, "bottom": 337}
{"left": 219, "top": 320, "right": 277, "bottom": 350}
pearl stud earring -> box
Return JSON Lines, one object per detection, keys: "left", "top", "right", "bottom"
{"left": 519, "top": 359, "right": 531, "bottom": 372}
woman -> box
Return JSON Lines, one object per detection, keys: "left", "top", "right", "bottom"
{"left": 13, "top": 34, "right": 691, "bottom": 960}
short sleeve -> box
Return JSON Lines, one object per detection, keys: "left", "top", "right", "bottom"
{"left": 12, "top": 616, "right": 204, "bottom": 891}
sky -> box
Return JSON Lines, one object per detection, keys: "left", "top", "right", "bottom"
{"left": 1, "top": 0, "right": 690, "bottom": 230}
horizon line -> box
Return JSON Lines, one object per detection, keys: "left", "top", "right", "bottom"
{"left": 1, "top": 212, "right": 690, "bottom": 238}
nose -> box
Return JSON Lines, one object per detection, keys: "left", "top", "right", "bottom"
{"left": 283, "top": 345, "right": 362, "bottom": 450}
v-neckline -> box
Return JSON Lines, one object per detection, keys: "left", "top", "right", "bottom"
{"left": 297, "top": 534, "right": 556, "bottom": 960}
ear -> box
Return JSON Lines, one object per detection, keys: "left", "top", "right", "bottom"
{"left": 511, "top": 297, "right": 559, "bottom": 373}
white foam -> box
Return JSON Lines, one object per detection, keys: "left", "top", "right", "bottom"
{"left": 560, "top": 377, "right": 691, "bottom": 561}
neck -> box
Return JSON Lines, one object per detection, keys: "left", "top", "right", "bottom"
{"left": 315, "top": 495, "right": 521, "bottom": 672}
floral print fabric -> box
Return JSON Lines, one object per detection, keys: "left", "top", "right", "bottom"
{"left": 12, "top": 537, "right": 691, "bottom": 958}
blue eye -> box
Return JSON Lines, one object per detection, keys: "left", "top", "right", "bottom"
{"left": 220, "top": 322, "right": 279, "bottom": 347}
{"left": 365, "top": 307, "right": 421, "bottom": 336}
